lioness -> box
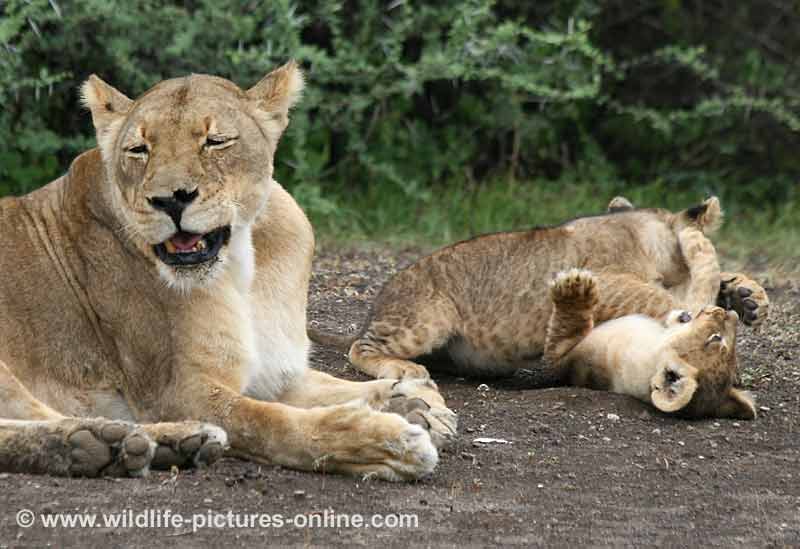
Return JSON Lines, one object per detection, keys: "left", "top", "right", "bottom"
{"left": 543, "top": 223, "right": 755, "bottom": 419}
{"left": 310, "top": 197, "right": 768, "bottom": 417}
{"left": 0, "top": 62, "right": 456, "bottom": 480}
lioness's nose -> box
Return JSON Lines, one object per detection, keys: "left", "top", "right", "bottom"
{"left": 148, "top": 188, "right": 198, "bottom": 228}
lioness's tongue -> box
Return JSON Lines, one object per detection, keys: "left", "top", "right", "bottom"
{"left": 169, "top": 232, "right": 203, "bottom": 252}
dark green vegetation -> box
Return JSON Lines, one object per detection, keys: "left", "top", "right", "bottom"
{"left": 1, "top": 1, "right": 797, "bottom": 260}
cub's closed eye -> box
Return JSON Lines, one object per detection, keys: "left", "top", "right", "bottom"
{"left": 128, "top": 144, "right": 148, "bottom": 155}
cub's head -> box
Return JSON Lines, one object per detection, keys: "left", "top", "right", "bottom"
{"left": 650, "top": 305, "right": 756, "bottom": 420}
{"left": 81, "top": 61, "right": 304, "bottom": 291}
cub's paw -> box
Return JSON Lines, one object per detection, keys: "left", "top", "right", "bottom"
{"left": 61, "top": 418, "right": 156, "bottom": 478}
{"left": 551, "top": 269, "right": 598, "bottom": 307}
{"left": 141, "top": 422, "right": 228, "bottom": 470}
{"left": 383, "top": 379, "right": 458, "bottom": 449}
{"left": 717, "top": 273, "right": 770, "bottom": 327}
{"left": 310, "top": 403, "right": 438, "bottom": 482}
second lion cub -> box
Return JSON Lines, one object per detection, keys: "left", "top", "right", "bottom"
{"left": 545, "top": 267, "right": 755, "bottom": 419}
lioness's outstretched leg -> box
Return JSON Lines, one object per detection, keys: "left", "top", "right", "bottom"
{"left": 169, "top": 374, "right": 438, "bottom": 481}
{"left": 279, "top": 369, "right": 457, "bottom": 448}
{"left": 0, "top": 360, "right": 226, "bottom": 476}
{"left": 0, "top": 360, "right": 152, "bottom": 477}
{"left": 0, "top": 418, "right": 156, "bottom": 477}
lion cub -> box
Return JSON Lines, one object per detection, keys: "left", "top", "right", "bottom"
{"left": 311, "top": 197, "right": 769, "bottom": 383}
{"left": 545, "top": 268, "right": 755, "bottom": 419}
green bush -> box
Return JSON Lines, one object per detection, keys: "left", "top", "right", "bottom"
{"left": 1, "top": 0, "right": 798, "bottom": 214}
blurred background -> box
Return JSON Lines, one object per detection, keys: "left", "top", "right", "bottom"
{"left": 1, "top": 0, "right": 797, "bottom": 263}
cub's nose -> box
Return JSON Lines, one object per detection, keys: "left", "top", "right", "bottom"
{"left": 148, "top": 188, "right": 198, "bottom": 228}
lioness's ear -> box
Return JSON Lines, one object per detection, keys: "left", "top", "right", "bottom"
{"left": 650, "top": 362, "right": 699, "bottom": 413}
{"left": 81, "top": 75, "right": 133, "bottom": 134}
{"left": 247, "top": 60, "right": 304, "bottom": 116}
{"left": 717, "top": 388, "right": 757, "bottom": 420}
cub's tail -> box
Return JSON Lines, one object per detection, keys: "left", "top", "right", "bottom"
{"left": 307, "top": 326, "right": 358, "bottom": 350}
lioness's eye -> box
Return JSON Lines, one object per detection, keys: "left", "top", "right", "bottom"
{"left": 205, "top": 135, "right": 235, "bottom": 149}
{"left": 128, "top": 144, "right": 148, "bottom": 155}
{"left": 706, "top": 333, "right": 723, "bottom": 344}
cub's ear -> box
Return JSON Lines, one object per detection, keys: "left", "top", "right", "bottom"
{"left": 717, "top": 388, "right": 757, "bottom": 420}
{"left": 81, "top": 75, "right": 133, "bottom": 134}
{"left": 650, "top": 362, "right": 699, "bottom": 413}
{"left": 607, "top": 196, "right": 634, "bottom": 213}
{"left": 681, "top": 196, "right": 723, "bottom": 235}
{"left": 247, "top": 60, "right": 304, "bottom": 117}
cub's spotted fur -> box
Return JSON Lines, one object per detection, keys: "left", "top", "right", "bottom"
{"left": 310, "top": 197, "right": 768, "bottom": 402}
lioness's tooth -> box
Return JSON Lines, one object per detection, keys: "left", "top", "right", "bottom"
{"left": 196, "top": 239, "right": 207, "bottom": 251}
{"left": 164, "top": 240, "right": 177, "bottom": 254}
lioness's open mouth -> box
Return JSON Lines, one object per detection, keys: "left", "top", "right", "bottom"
{"left": 153, "top": 226, "right": 231, "bottom": 266}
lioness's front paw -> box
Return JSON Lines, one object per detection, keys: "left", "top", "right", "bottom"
{"left": 717, "top": 273, "right": 769, "bottom": 327}
{"left": 310, "top": 403, "right": 438, "bottom": 482}
{"left": 61, "top": 418, "right": 156, "bottom": 477}
{"left": 383, "top": 379, "right": 458, "bottom": 449}
{"left": 551, "top": 269, "right": 598, "bottom": 306}
{"left": 141, "top": 422, "right": 228, "bottom": 469}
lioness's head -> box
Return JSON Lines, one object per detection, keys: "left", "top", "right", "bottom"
{"left": 81, "top": 61, "right": 304, "bottom": 290}
{"left": 650, "top": 305, "right": 756, "bottom": 420}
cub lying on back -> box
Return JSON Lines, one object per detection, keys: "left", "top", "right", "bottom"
{"left": 310, "top": 197, "right": 769, "bottom": 414}
{"left": 546, "top": 267, "right": 755, "bottom": 419}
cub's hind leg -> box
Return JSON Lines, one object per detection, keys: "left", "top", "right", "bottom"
{"left": 349, "top": 295, "right": 461, "bottom": 380}
{"left": 544, "top": 269, "right": 599, "bottom": 364}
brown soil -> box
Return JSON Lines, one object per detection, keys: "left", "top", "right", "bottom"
{"left": 2, "top": 249, "right": 798, "bottom": 548}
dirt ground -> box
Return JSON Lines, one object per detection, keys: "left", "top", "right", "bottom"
{"left": 1, "top": 248, "right": 798, "bottom": 548}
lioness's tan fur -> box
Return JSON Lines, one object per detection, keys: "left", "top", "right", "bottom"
{"left": 0, "top": 62, "right": 455, "bottom": 480}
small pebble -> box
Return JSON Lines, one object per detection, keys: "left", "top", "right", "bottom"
{"left": 606, "top": 413, "right": 620, "bottom": 422}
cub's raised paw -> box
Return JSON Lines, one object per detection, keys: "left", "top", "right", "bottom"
{"left": 383, "top": 379, "right": 458, "bottom": 449}
{"left": 717, "top": 273, "right": 770, "bottom": 327}
{"left": 551, "top": 269, "right": 598, "bottom": 307}
{"left": 140, "top": 422, "right": 228, "bottom": 470}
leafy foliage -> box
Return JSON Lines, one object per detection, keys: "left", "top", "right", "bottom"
{"left": 1, "top": 0, "right": 798, "bottom": 214}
